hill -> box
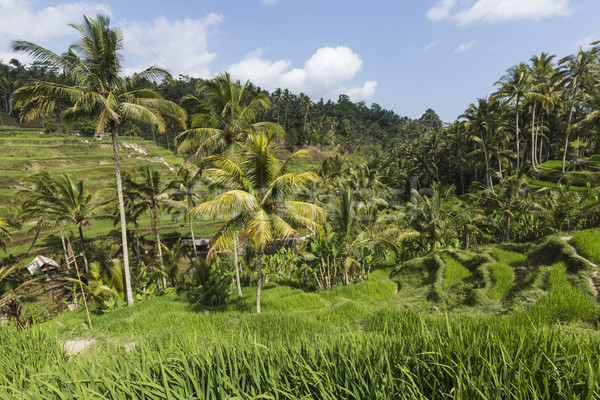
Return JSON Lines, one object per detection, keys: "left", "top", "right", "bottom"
{"left": 0, "top": 128, "right": 219, "bottom": 256}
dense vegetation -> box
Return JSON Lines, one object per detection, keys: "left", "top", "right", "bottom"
{"left": 1, "top": 14, "right": 600, "bottom": 399}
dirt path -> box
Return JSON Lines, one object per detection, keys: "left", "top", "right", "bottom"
{"left": 560, "top": 236, "right": 599, "bottom": 301}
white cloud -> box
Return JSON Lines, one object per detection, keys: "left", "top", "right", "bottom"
{"left": 123, "top": 14, "right": 222, "bottom": 78}
{"left": 229, "top": 46, "right": 377, "bottom": 101}
{"left": 261, "top": 0, "right": 277, "bottom": 4}
{"left": 457, "top": 39, "right": 477, "bottom": 52}
{"left": 427, "top": 0, "right": 574, "bottom": 25}
{"left": 426, "top": 0, "right": 457, "bottom": 21}
{"left": 575, "top": 35, "right": 598, "bottom": 49}
{"left": 344, "top": 81, "right": 378, "bottom": 100}
{"left": 0, "top": 0, "right": 110, "bottom": 64}
{"left": 423, "top": 40, "right": 440, "bottom": 51}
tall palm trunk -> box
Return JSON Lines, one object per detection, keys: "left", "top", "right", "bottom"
{"left": 134, "top": 221, "right": 142, "bottom": 267}
{"left": 481, "top": 133, "right": 493, "bottom": 192}
{"left": 59, "top": 225, "right": 69, "bottom": 271}
{"left": 189, "top": 218, "right": 198, "bottom": 259}
{"left": 78, "top": 225, "right": 89, "bottom": 274}
{"left": 234, "top": 238, "right": 242, "bottom": 297}
{"left": 24, "top": 225, "right": 42, "bottom": 257}
{"left": 111, "top": 124, "right": 134, "bottom": 306}
{"left": 515, "top": 99, "right": 520, "bottom": 176}
{"left": 562, "top": 108, "right": 574, "bottom": 175}
{"left": 531, "top": 101, "right": 538, "bottom": 172}
{"left": 154, "top": 215, "right": 167, "bottom": 290}
{"left": 256, "top": 251, "right": 263, "bottom": 313}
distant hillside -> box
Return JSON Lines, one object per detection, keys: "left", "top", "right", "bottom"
{"left": 0, "top": 128, "right": 213, "bottom": 255}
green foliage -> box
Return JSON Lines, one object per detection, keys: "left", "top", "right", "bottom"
{"left": 489, "top": 262, "right": 515, "bottom": 300}
{"left": 190, "top": 257, "right": 233, "bottom": 307}
{"left": 492, "top": 248, "right": 527, "bottom": 267}
{"left": 570, "top": 230, "right": 600, "bottom": 264}
{"left": 528, "top": 236, "right": 591, "bottom": 272}
{"left": 527, "top": 262, "right": 597, "bottom": 323}
{"left": 441, "top": 253, "right": 471, "bottom": 289}
{"left": 2, "top": 297, "right": 600, "bottom": 399}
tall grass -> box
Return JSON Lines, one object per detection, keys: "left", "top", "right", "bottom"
{"left": 489, "top": 262, "right": 515, "bottom": 300}
{"left": 527, "top": 262, "right": 597, "bottom": 324}
{"left": 441, "top": 254, "right": 471, "bottom": 289}
{"left": 2, "top": 307, "right": 600, "bottom": 399}
{"left": 492, "top": 248, "right": 527, "bottom": 267}
{"left": 571, "top": 230, "right": 600, "bottom": 264}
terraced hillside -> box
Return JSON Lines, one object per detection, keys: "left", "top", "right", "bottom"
{"left": 0, "top": 128, "right": 220, "bottom": 255}
{"left": 528, "top": 155, "right": 600, "bottom": 190}
{"left": 391, "top": 233, "right": 600, "bottom": 318}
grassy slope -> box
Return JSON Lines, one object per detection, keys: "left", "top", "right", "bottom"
{"left": 2, "top": 239, "right": 600, "bottom": 398}
{"left": 0, "top": 129, "right": 222, "bottom": 256}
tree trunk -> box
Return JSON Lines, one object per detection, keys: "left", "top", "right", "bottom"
{"left": 505, "top": 215, "right": 511, "bottom": 242}
{"left": 59, "top": 225, "right": 69, "bottom": 271}
{"left": 189, "top": 218, "right": 198, "bottom": 259}
{"left": 78, "top": 225, "right": 89, "bottom": 274}
{"left": 562, "top": 108, "right": 574, "bottom": 174}
{"left": 24, "top": 225, "right": 42, "bottom": 257}
{"left": 234, "top": 238, "right": 242, "bottom": 297}
{"left": 155, "top": 223, "right": 167, "bottom": 290}
{"left": 134, "top": 221, "right": 142, "bottom": 267}
{"left": 256, "top": 251, "right": 263, "bottom": 314}
{"left": 531, "top": 102, "right": 538, "bottom": 172}
{"left": 515, "top": 100, "right": 520, "bottom": 176}
{"left": 481, "top": 134, "right": 493, "bottom": 192}
{"left": 111, "top": 124, "right": 134, "bottom": 306}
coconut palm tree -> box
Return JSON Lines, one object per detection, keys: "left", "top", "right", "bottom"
{"left": 176, "top": 72, "right": 281, "bottom": 162}
{"left": 19, "top": 173, "right": 109, "bottom": 273}
{"left": 494, "top": 63, "right": 530, "bottom": 176}
{"left": 11, "top": 14, "right": 185, "bottom": 305}
{"left": 527, "top": 53, "right": 558, "bottom": 170}
{"left": 0, "top": 207, "right": 20, "bottom": 251}
{"left": 462, "top": 98, "right": 504, "bottom": 191}
{"left": 189, "top": 130, "right": 325, "bottom": 313}
{"left": 558, "top": 47, "right": 600, "bottom": 176}
{"left": 165, "top": 167, "right": 204, "bottom": 259}
{"left": 134, "top": 166, "right": 170, "bottom": 290}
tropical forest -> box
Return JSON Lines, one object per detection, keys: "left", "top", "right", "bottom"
{"left": 2, "top": 11, "right": 600, "bottom": 399}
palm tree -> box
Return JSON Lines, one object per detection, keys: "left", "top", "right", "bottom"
{"left": 462, "top": 98, "right": 504, "bottom": 191}
{"left": 135, "top": 166, "right": 170, "bottom": 290}
{"left": 558, "top": 47, "right": 600, "bottom": 176}
{"left": 527, "top": 53, "right": 558, "bottom": 170}
{"left": 0, "top": 207, "right": 20, "bottom": 252}
{"left": 20, "top": 173, "right": 109, "bottom": 273}
{"left": 176, "top": 72, "right": 281, "bottom": 161}
{"left": 11, "top": 14, "right": 185, "bottom": 305}
{"left": 166, "top": 167, "right": 204, "bottom": 259}
{"left": 494, "top": 63, "right": 530, "bottom": 176}
{"left": 189, "top": 131, "right": 325, "bottom": 313}
{"left": 407, "top": 182, "right": 461, "bottom": 252}
{"left": 118, "top": 172, "right": 147, "bottom": 266}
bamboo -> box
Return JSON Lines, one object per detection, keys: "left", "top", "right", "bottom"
{"left": 66, "top": 241, "right": 92, "bottom": 330}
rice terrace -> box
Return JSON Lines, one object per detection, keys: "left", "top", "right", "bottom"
{"left": 2, "top": 1, "right": 600, "bottom": 399}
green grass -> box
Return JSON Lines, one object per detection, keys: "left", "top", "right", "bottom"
{"left": 492, "top": 248, "right": 527, "bottom": 267}
{"left": 527, "top": 262, "right": 597, "bottom": 324}
{"left": 2, "top": 278, "right": 600, "bottom": 399}
{"left": 441, "top": 253, "right": 471, "bottom": 289}
{"left": 0, "top": 129, "right": 192, "bottom": 255}
{"left": 489, "top": 262, "right": 515, "bottom": 300}
{"left": 570, "top": 230, "right": 600, "bottom": 264}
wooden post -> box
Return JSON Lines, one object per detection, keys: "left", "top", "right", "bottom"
{"left": 66, "top": 241, "right": 92, "bottom": 330}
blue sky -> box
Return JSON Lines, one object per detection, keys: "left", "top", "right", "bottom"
{"left": 1, "top": 0, "right": 599, "bottom": 122}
